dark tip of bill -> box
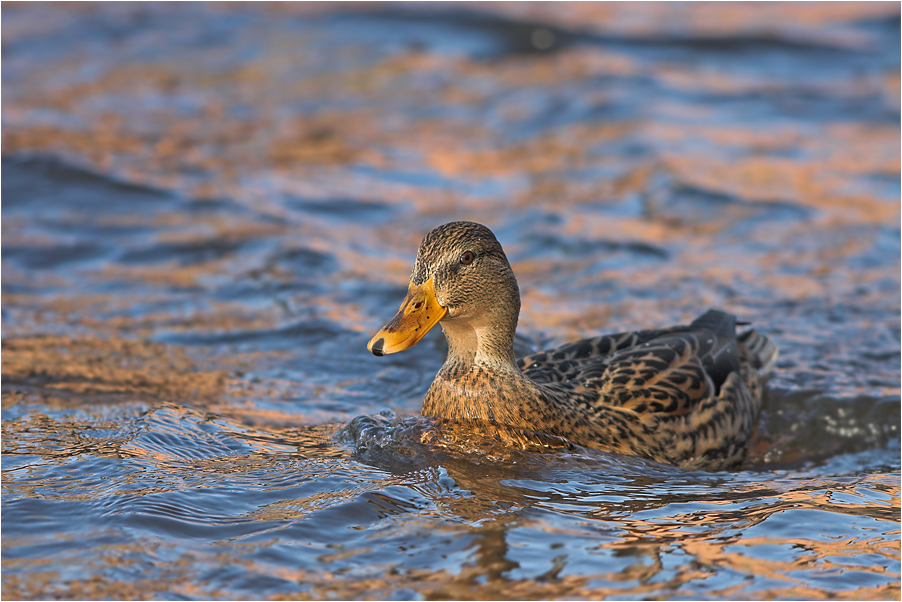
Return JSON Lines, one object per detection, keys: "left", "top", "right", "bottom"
{"left": 370, "top": 338, "right": 385, "bottom": 356}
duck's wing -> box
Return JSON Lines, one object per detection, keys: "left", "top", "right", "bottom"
{"left": 518, "top": 329, "right": 670, "bottom": 384}
{"left": 519, "top": 310, "right": 744, "bottom": 415}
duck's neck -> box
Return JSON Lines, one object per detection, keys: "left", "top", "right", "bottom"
{"left": 441, "top": 310, "right": 519, "bottom": 370}
{"left": 421, "top": 310, "right": 550, "bottom": 428}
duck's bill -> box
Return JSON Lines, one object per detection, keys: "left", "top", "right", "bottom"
{"left": 367, "top": 277, "right": 447, "bottom": 356}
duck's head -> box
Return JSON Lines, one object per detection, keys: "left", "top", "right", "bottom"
{"left": 367, "top": 221, "right": 520, "bottom": 360}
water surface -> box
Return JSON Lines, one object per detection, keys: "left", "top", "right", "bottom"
{"left": 2, "top": 3, "right": 900, "bottom": 600}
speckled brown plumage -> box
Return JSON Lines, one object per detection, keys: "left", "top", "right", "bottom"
{"left": 372, "top": 221, "right": 778, "bottom": 471}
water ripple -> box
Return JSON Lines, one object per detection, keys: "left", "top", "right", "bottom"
{"left": 2, "top": 2, "right": 899, "bottom": 600}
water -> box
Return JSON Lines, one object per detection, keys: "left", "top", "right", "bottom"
{"left": 2, "top": 3, "right": 900, "bottom": 599}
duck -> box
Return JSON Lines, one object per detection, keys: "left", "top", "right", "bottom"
{"left": 367, "top": 221, "right": 777, "bottom": 471}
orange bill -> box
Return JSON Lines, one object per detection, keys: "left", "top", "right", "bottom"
{"left": 367, "top": 276, "right": 447, "bottom": 356}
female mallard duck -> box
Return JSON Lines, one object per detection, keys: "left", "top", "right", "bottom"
{"left": 367, "top": 221, "right": 777, "bottom": 471}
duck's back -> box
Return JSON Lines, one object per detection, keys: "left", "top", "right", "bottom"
{"left": 517, "top": 310, "right": 777, "bottom": 469}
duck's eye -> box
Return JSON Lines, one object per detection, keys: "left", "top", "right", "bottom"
{"left": 459, "top": 251, "right": 475, "bottom": 265}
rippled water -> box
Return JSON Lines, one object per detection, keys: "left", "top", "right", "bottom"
{"left": 2, "top": 3, "right": 900, "bottom": 600}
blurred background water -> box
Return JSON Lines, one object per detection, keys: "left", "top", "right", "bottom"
{"left": 2, "top": 2, "right": 900, "bottom": 600}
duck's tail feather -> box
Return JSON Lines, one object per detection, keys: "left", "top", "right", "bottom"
{"left": 691, "top": 309, "right": 778, "bottom": 376}
{"left": 690, "top": 309, "right": 736, "bottom": 336}
{"left": 738, "top": 329, "right": 779, "bottom": 376}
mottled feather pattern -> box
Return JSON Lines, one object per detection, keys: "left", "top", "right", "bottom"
{"left": 422, "top": 317, "right": 774, "bottom": 471}
{"left": 389, "top": 222, "right": 777, "bottom": 472}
